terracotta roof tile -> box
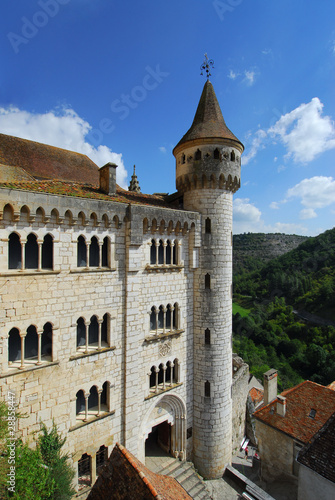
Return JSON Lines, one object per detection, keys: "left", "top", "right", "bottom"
{"left": 297, "top": 412, "right": 335, "bottom": 483}
{"left": 0, "top": 133, "right": 99, "bottom": 185}
{"left": 0, "top": 179, "right": 174, "bottom": 209}
{"left": 249, "top": 387, "right": 264, "bottom": 407}
{"left": 254, "top": 381, "right": 335, "bottom": 443}
{"left": 87, "top": 443, "right": 192, "bottom": 500}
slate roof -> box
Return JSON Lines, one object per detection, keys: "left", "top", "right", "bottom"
{"left": 173, "top": 80, "right": 244, "bottom": 153}
{"left": 87, "top": 443, "right": 192, "bottom": 500}
{"left": 297, "top": 412, "right": 335, "bottom": 484}
{"left": 254, "top": 381, "right": 335, "bottom": 443}
{"left": 0, "top": 133, "right": 99, "bottom": 185}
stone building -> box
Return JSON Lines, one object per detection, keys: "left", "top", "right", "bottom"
{"left": 254, "top": 373, "right": 335, "bottom": 483}
{"left": 0, "top": 79, "right": 244, "bottom": 490}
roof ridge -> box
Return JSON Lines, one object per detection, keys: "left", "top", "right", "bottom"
{"left": 0, "top": 132, "right": 92, "bottom": 160}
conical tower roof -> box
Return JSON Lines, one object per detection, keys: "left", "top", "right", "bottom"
{"left": 173, "top": 80, "right": 243, "bottom": 153}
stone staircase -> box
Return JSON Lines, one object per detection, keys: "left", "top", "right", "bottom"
{"left": 157, "top": 458, "right": 213, "bottom": 500}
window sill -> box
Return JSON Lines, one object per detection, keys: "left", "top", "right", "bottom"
{"left": 69, "top": 410, "right": 115, "bottom": 432}
{"left": 70, "top": 267, "right": 116, "bottom": 274}
{"left": 145, "top": 264, "right": 183, "bottom": 272}
{"left": 144, "top": 329, "right": 184, "bottom": 343}
{"left": 0, "top": 269, "right": 60, "bottom": 276}
{"left": 145, "top": 383, "right": 182, "bottom": 400}
{"left": 69, "top": 346, "right": 116, "bottom": 361}
{"left": 1, "top": 360, "right": 59, "bottom": 378}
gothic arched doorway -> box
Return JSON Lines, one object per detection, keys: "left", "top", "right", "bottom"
{"left": 141, "top": 393, "right": 186, "bottom": 463}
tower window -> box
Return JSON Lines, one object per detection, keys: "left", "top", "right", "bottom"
{"left": 205, "top": 273, "right": 211, "bottom": 289}
{"left": 205, "top": 381, "right": 211, "bottom": 398}
{"left": 195, "top": 149, "right": 201, "bottom": 160}
{"left": 181, "top": 154, "right": 186, "bottom": 164}
{"left": 214, "top": 148, "right": 220, "bottom": 159}
{"left": 230, "top": 150, "right": 235, "bottom": 162}
{"left": 205, "top": 329, "right": 211, "bottom": 345}
{"left": 205, "top": 218, "right": 211, "bottom": 234}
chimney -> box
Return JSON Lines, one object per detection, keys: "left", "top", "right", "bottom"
{"left": 277, "top": 395, "right": 286, "bottom": 417}
{"left": 263, "top": 369, "right": 278, "bottom": 405}
{"left": 99, "top": 162, "right": 117, "bottom": 195}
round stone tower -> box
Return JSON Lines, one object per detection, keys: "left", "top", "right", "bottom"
{"left": 173, "top": 80, "right": 244, "bottom": 478}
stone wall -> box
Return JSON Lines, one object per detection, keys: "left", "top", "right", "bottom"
{"left": 232, "top": 355, "right": 249, "bottom": 452}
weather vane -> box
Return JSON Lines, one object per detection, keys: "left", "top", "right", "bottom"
{"left": 200, "top": 53, "right": 214, "bottom": 79}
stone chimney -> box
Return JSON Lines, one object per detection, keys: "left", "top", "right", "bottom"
{"left": 277, "top": 395, "right": 286, "bottom": 417}
{"left": 99, "top": 162, "right": 117, "bottom": 195}
{"left": 263, "top": 369, "right": 278, "bottom": 405}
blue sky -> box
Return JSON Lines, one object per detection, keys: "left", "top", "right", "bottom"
{"left": 1, "top": 0, "right": 334, "bottom": 236}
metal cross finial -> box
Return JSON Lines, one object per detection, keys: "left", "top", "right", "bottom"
{"left": 200, "top": 53, "right": 214, "bottom": 80}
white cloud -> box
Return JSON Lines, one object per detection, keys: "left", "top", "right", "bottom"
{"left": 159, "top": 146, "right": 167, "bottom": 154}
{"left": 0, "top": 106, "right": 128, "bottom": 188}
{"left": 233, "top": 198, "right": 263, "bottom": 233}
{"left": 299, "top": 208, "right": 317, "bottom": 220}
{"left": 268, "top": 98, "right": 335, "bottom": 163}
{"left": 242, "top": 129, "right": 267, "bottom": 165}
{"left": 244, "top": 70, "right": 256, "bottom": 86}
{"left": 286, "top": 176, "right": 335, "bottom": 208}
{"left": 228, "top": 69, "right": 239, "bottom": 80}
{"left": 270, "top": 202, "right": 279, "bottom": 210}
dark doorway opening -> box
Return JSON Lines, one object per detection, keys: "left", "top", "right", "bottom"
{"left": 145, "top": 421, "right": 171, "bottom": 458}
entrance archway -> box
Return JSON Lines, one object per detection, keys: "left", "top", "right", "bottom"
{"left": 142, "top": 393, "right": 186, "bottom": 462}
{"left": 145, "top": 421, "right": 171, "bottom": 456}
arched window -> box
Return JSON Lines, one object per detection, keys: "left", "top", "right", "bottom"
{"left": 77, "top": 317, "right": 86, "bottom": 347}
{"left": 158, "top": 240, "right": 164, "bottom": 265}
{"left": 205, "top": 273, "right": 211, "bottom": 289}
{"left": 42, "top": 234, "right": 53, "bottom": 269}
{"left": 150, "top": 366, "right": 156, "bottom": 388}
{"left": 214, "top": 148, "right": 220, "bottom": 159}
{"left": 166, "top": 304, "right": 172, "bottom": 330}
{"left": 150, "top": 307, "right": 157, "bottom": 331}
{"left": 195, "top": 149, "right": 201, "bottom": 160}
{"left": 8, "top": 233, "right": 21, "bottom": 269}
{"left": 76, "top": 390, "right": 86, "bottom": 415}
{"left": 102, "top": 237, "right": 109, "bottom": 267}
{"left": 25, "top": 325, "right": 38, "bottom": 359}
{"left": 205, "top": 328, "right": 211, "bottom": 345}
{"left": 77, "top": 236, "right": 87, "bottom": 267}
{"left": 173, "top": 303, "right": 179, "bottom": 330}
{"left": 158, "top": 363, "right": 164, "bottom": 385}
{"left": 150, "top": 239, "right": 156, "bottom": 265}
{"left": 158, "top": 305, "right": 164, "bottom": 330}
{"left": 89, "top": 236, "right": 99, "bottom": 267}
{"left": 88, "top": 386, "right": 99, "bottom": 410}
{"left": 89, "top": 316, "right": 99, "bottom": 345}
{"left": 230, "top": 150, "right": 235, "bottom": 162}
{"left": 8, "top": 328, "right": 21, "bottom": 363}
{"left": 205, "top": 381, "right": 211, "bottom": 397}
{"left": 41, "top": 322, "right": 52, "bottom": 358}
{"left": 96, "top": 445, "right": 108, "bottom": 476}
{"left": 173, "top": 241, "right": 177, "bottom": 265}
{"left": 166, "top": 240, "right": 172, "bottom": 264}
{"left": 101, "top": 382, "right": 109, "bottom": 411}
{"left": 205, "top": 218, "right": 211, "bottom": 234}
{"left": 78, "top": 453, "right": 92, "bottom": 489}
{"left": 25, "top": 234, "right": 38, "bottom": 269}
{"left": 101, "top": 313, "right": 109, "bottom": 345}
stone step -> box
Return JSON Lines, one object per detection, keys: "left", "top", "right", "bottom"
{"left": 158, "top": 459, "right": 212, "bottom": 500}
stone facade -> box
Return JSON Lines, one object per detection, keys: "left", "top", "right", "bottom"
{"left": 0, "top": 79, "right": 245, "bottom": 489}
